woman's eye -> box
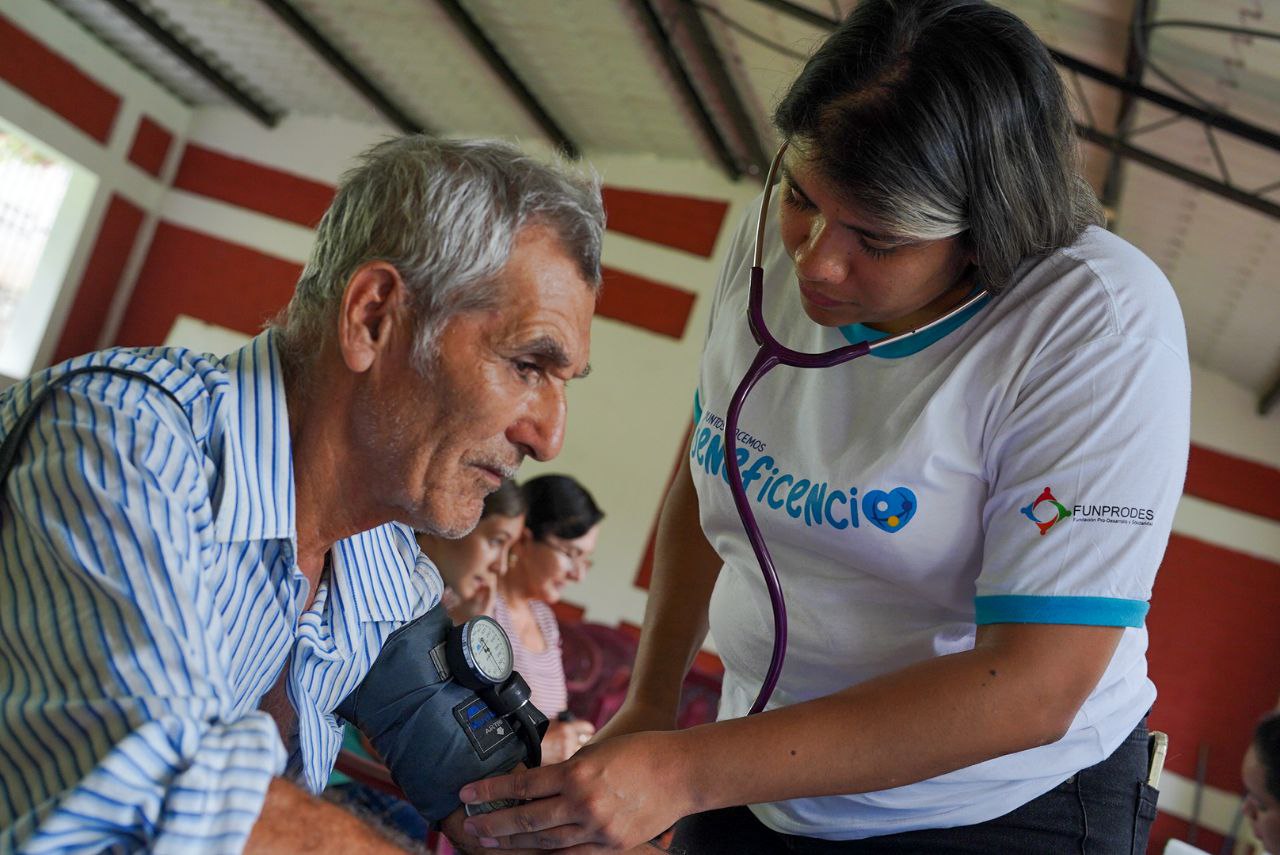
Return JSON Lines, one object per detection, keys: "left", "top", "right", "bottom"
{"left": 859, "top": 239, "right": 896, "bottom": 259}
{"left": 781, "top": 185, "right": 813, "bottom": 210}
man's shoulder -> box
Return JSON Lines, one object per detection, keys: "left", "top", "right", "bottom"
{"left": 1, "top": 344, "right": 257, "bottom": 449}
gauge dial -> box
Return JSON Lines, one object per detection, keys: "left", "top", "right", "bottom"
{"left": 462, "top": 616, "right": 513, "bottom": 684}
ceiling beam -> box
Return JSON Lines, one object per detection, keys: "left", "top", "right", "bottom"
{"left": 100, "top": 0, "right": 280, "bottom": 127}
{"left": 1050, "top": 49, "right": 1280, "bottom": 156}
{"left": 1076, "top": 123, "right": 1280, "bottom": 220}
{"left": 1099, "top": 0, "right": 1158, "bottom": 214}
{"left": 675, "top": 0, "right": 772, "bottom": 177}
{"left": 257, "top": 0, "right": 427, "bottom": 135}
{"left": 434, "top": 0, "right": 579, "bottom": 158}
{"left": 631, "top": 0, "right": 742, "bottom": 180}
{"left": 748, "top": 0, "right": 837, "bottom": 30}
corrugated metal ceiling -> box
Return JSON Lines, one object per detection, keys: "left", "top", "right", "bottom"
{"left": 41, "top": 0, "right": 1280, "bottom": 405}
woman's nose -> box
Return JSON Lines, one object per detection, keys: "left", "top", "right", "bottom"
{"left": 792, "top": 218, "right": 850, "bottom": 284}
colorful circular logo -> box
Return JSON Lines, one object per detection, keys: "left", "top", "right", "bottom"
{"left": 1020, "top": 487, "right": 1072, "bottom": 536}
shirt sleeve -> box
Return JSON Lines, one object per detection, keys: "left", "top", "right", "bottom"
{"left": 976, "top": 333, "right": 1190, "bottom": 626}
{"left": 0, "top": 376, "right": 285, "bottom": 854}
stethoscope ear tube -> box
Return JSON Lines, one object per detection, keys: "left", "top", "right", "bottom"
{"left": 727, "top": 145, "right": 990, "bottom": 715}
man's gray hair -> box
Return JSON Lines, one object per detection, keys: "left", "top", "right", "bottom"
{"left": 276, "top": 136, "right": 604, "bottom": 369}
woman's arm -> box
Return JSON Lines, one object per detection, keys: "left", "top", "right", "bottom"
{"left": 460, "top": 621, "right": 1122, "bottom": 851}
{"left": 594, "top": 454, "right": 724, "bottom": 736}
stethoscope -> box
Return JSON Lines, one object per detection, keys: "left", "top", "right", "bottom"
{"left": 724, "top": 145, "right": 991, "bottom": 715}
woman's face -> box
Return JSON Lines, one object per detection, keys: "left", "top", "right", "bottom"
{"left": 426, "top": 513, "right": 525, "bottom": 600}
{"left": 778, "top": 149, "right": 974, "bottom": 334}
{"left": 1242, "top": 746, "right": 1280, "bottom": 854}
{"left": 509, "top": 523, "right": 600, "bottom": 604}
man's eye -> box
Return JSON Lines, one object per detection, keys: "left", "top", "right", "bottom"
{"left": 514, "top": 360, "right": 539, "bottom": 377}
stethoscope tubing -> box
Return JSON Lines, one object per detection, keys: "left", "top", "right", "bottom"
{"left": 724, "top": 145, "right": 989, "bottom": 715}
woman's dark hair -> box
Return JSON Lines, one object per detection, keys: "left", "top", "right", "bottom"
{"left": 773, "top": 0, "right": 1102, "bottom": 294}
{"left": 482, "top": 478, "right": 527, "bottom": 520}
{"left": 521, "top": 475, "right": 604, "bottom": 541}
{"left": 1256, "top": 712, "right": 1280, "bottom": 801}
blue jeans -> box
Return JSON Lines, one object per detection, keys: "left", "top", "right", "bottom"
{"left": 670, "top": 719, "right": 1158, "bottom": 854}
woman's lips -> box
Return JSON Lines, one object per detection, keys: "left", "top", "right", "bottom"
{"left": 798, "top": 281, "right": 847, "bottom": 309}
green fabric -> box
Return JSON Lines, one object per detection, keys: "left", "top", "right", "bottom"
{"left": 326, "top": 724, "right": 371, "bottom": 788}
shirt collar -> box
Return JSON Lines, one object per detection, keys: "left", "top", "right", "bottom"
{"left": 211, "top": 330, "right": 296, "bottom": 543}
{"left": 837, "top": 291, "right": 989, "bottom": 358}
{"left": 331, "top": 524, "right": 429, "bottom": 627}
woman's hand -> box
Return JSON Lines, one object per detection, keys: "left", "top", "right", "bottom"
{"left": 540, "top": 719, "right": 597, "bottom": 765}
{"left": 459, "top": 731, "right": 693, "bottom": 852}
{"left": 448, "top": 581, "right": 496, "bottom": 623}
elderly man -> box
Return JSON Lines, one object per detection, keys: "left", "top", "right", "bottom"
{"left": 0, "top": 136, "right": 602, "bottom": 852}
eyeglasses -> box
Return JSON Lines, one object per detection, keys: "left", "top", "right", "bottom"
{"left": 534, "top": 537, "right": 594, "bottom": 572}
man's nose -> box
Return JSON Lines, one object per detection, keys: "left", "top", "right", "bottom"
{"left": 507, "top": 386, "right": 566, "bottom": 462}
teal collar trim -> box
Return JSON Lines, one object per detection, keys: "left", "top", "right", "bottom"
{"left": 837, "top": 293, "right": 989, "bottom": 358}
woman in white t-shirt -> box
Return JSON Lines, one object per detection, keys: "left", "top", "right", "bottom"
{"left": 459, "top": 1, "right": 1188, "bottom": 851}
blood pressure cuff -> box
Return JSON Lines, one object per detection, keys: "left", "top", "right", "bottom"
{"left": 334, "top": 603, "right": 529, "bottom": 822}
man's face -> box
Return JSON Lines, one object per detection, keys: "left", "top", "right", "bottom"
{"left": 357, "top": 224, "right": 593, "bottom": 537}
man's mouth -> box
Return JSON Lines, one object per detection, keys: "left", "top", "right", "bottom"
{"left": 471, "top": 459, "right": 519, "bottom": 486}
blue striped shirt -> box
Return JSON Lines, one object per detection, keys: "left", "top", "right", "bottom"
{"left": 0, "top": 331, "right": 441, "bottom": 853}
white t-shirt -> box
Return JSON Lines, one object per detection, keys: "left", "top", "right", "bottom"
{"left": 691, "top": 194, "right": 1189, "bottom": 839}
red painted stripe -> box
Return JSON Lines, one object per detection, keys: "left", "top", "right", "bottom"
{"left": 1146, "top": 533, "right": 1280, "bottom": 793}
{"left": 0, "top": 14, "right": 121, "bottom": 144}
{"left": 172, "top": 143, "right": 334, "bottom": 228}
{"left": 128, "top": 116, "right": 174, "bottom": 178}
{"left": 597, "top": 266, "right": 696, "bottom": 340}
{"left": 693, "top": 648, "right": 724, "bottom": 678}
{"left": 601, "top": 187, "right": 729, "bottom": 258}
{"left": 53, "top": 195, "right": 145, "bottom": 364}
{"left": 1186, "top": 443, "right": 1280, "bottom": 523}
{"left": 112, "top": 222, "right": 301, "bottom": 347}
{"left": 1150, "top": 813, "right": 1226, "bottom": 855}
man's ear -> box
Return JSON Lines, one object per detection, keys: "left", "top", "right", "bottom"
{"left": 337, "top": 261, "right": 407, "bottom": 373}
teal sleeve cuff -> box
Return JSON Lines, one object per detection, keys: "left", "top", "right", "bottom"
{"left": 974, "top": 595, "right": 1148, "bottom": 627}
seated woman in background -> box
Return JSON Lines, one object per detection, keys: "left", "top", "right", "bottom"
{"left": 325, "top": 480, "right": 528, "bottom": 840}
{"left": 1242, "top": 711, "right": 1280, "bottom": 855}
{"left": 497, "top": 474, "right": 603, "bottom": 764}
{"left": 418, "top": 478, "right": 527, "bottom": 622}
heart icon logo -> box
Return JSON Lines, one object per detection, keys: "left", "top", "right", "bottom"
{"left": 862, "top": 487, "right": 917, "bottom": 533}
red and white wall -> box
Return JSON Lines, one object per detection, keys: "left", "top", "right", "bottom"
{"left": 2, "top": 3, "right": 1278, "bottom": 850}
